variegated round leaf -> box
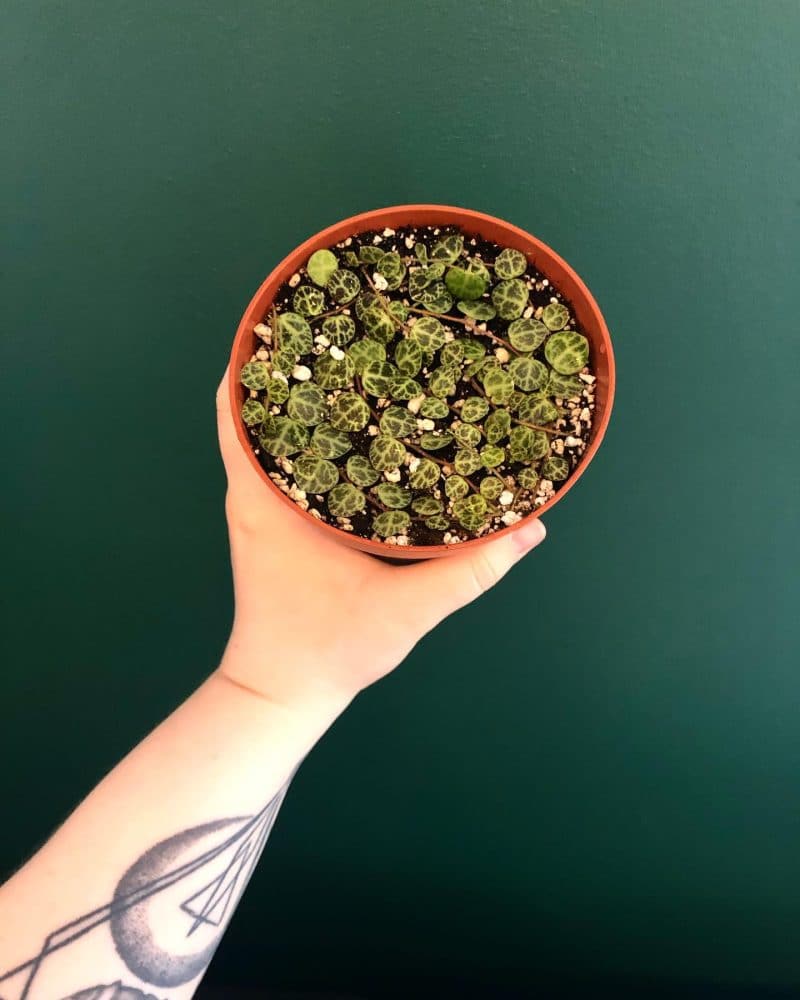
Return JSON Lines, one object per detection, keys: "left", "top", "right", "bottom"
{"left": 322, "top": 314, "right": 356, "bottom": 346}
{"left": 327, "top": 269, "right": 361, "bottom": 304}
{"left": 517, "top": 395, "right": 559, "bottom": 424}
{"left": 445, "top": 264, "right": 487, "bottom": 301}
{"left": 358, "top": 245, "right": 384, "bottom": 264}
{"left": 411, "top": 495, "right": 443, "bottom": 516}
{"left": 480, "top": 444, "right": 505, "bottom": 468}
{"left": 482, "top": 367, "right": 515, "bottom": 404}
{"left": 362, "top": 360, "right": 397, "bottom": 396}
{"left": 293, "top": 455, "right": 339, "bottom": 494}
{"left": 460, "top": 396, "right": 490, "bottom": 423}
{"left": 419, "top": 397, "right": 450, "bottom": 420}
{"left": 373, "top": 510, "right": 411, "bottom": 538}
{"left": 410, "top": 316, "right": 446, "bottom": 352}
{"left": 544, "top": 331, "right": 589, "bottom": 374}
{"left": 418, "top": 281, "right": 453, "bottom": 314}
{"left": 541, "top": 455, "right": 570, "bottom": 481}
{"left": 241, "top": 398, "right": 266, "bottom": 426}
{"left": 292, "top": 285, "right": 325, "bottom": 317}
{"left": 409, "top": 458, "right": 440, "bottom": 489}
{"left": 373, "top": 483, "right": 412, "bottom": 509}
{"left": 517, "top": 466, "right": 540, "bottom": 489}
{"left": 390, "top": 375, "right": 423, "bottom": 400}
{"left": 327, "top": 482, "right": 366, "bottom": 517}
{"left": 314, "top": 351, "right": 355, "bottom": 389}
{"left": 348, "top": 338, "right": 386, "bottom": 373}
{"left": 427, "top": 367, "right": 457, "bottom": 398}
{"left": 267, "top": 377, "right": 290, "bottom": 404}
{"left": 457, "top": 300, "right": 497, "bottom": 321}
{"left": 380, "top": 406, "right": 417, "bottom": 438}
{"left": 548, "top": 372, "right": 584, "bottom": 399}
{"left": 508, "top": 425, "right": 549, "bottom": 462}
{"left": 542, "top": 301, "right": 570, "bottom": 331}
{"left": 240, "top": 361, "right": 270, "bottom": 390}
{"left": 419, "top": 430, "right": 453, "bottom": 450}
{"left": 480, "top": 476, "right": 505, "bottom": 500}
{"left": 395, "top": 338, "right": 423, "bottom": 376}
{"left": 307, "top": 249, "right": 338, "bottom": 287}
{"left": 310, "top": 422, "right": 352, "bottom": 459}
{"left": 507, "top": 317, "right": 549, "bottom": 353}
{"left": 277, "top": 313, "right": 313, "bottom": 355}
{"left": 258, "top": 416, "right": 309, "bottom": 457}
{"left": 445, "top": 475, "right": 470, "bottom": 500}
{"left": 377, "top": 251, "right": 406, "bottom": 290}
{"left": 494, "top": 248, "right": 527, "bottom": 279}
{"left": 287, "top": 382, "right": 328, "bottom": 426}
{"left": 346, "top": 454, "right": 380, "bottom": 487}
{"left": 491, "top": 278, "right": 528, "bottom": 320}
{"left": 508, "top": 356, "right": 549, "bottom": 391}
{"left": 451, "top": 494, "right": 489, "bottom": 533}
{"left": 454, "top": 422, "right": 482, "bottom": 447}
{"left": 484, "top": 408, "right": 512, "bottom": 443}
{"left": 329, "top": 392, "right": 370, "bottom": 431}
{"left": 454, "top": 447, "right": 482, "bottom": 476}
{"left": 425, "top": 513, "right": 451, "bottom": 531}
{"left": 430, "top": 233, "right": 464, "bottom": 263}
{"left": 369, "top": 434, "right": 406, "bottom": 471}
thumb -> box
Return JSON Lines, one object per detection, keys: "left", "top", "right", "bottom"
{"left": 392, "top": 517, "right": 547, "bottom": 631}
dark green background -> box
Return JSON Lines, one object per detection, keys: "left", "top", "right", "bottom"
{"left": 2, "top": 1, "right": 798, "bottom": 996}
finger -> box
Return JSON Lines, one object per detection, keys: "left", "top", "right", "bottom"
{"left": 386, "top": 518, "right": 547, "bottom": 633}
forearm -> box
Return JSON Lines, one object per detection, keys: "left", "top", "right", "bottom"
{"left": 0, "top": 640, "right": 352, "bottom": 1000}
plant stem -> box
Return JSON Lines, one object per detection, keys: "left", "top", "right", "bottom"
{"left": 405, "top": 440, "right": 448, "bottom": 467}
{"left": 315, "top": 302, "right": 349, "bottom": 321}
{"left": 360, "top": 269, "right": 411, "bottom": 334}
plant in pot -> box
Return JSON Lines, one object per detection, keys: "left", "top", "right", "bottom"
{"left": 229, "top": 206, "right": 614, "bottom": 558}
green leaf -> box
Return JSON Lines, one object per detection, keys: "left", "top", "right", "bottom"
{"left": 241, "top": 398, "right": 266, "bottom": 426}
{"left": 410, "top": 316, "right": 446, "bottom": 352}
{"left": 507, "top": 317, "right": 549, "bottom": 353}
{"left": 276, "top": 313, "right": 313, "bottom": 355}
{"left": 508, "top": 356, "right": 549, "bottom": 391}
{"left": 414, "top": 243, "right": 428, "bottom": 264}
{"left": 358, "top": 245, "right": 385, "bottom": 264}
{"left": 480, "top": 476, "right": 505, "bottom": 500}
{"left": 517, "top": 395, "right": 559, "bottom": 424}
{"left": 457, "top": 300, "right": 497, "bottom": 321}
{"left": 418, "top": 281, "right": 453, "bottom": 314}
{"left": 419, "top": 430, "right": 454, "bottom": 450}
{"left": 454, "top": 447, "right": 482, "bottom": 476}
{"left": 346, "top": 454, "right": 380, "bottom": 487}
{"left": 374, "top": 483, "right": 412, "bottom": 509}
{"left": 517, "top": 466, "right": 540, "bottom": 490}
{"left": 380, "top": 405, "right": 417, "bottom": 438}
{"left": 484, "top": 408, "right": 512, "bottom": 443}
{"left": 506, "top": 389, "right": 525, "bottom": 412}
{"left": 454, "top": 422, "right": 482, "bottom": 447}
{"left": 491, "top": 278, "right": 529, "bottom": 320}
{"left": 508, "top": 425, "right": 549, "bottom": 461}
{"left": 390, "top": 375, "right": 423, "bottom": 400}
{"left": 361, "top": 306, "right": 395, "bottom": 343}
{"left": 314, "top": 351, "right": 355, "bottom": 389}
{"left": 445, "top": 265, "right": 487, "bottom": 300}
{"left": 461, "top": 338, "right": 487, "bottom": 361}
{"left": 427, "top": 367, "right": 457, "bottom": 398}
{"left": 327, "top": 483, "right": 366, "bottom": 517}
{"left": 425, "top": 514, "right": 451, "bottom": 531}
{"left": 376, "top": 251, "right": 406, "bottom": 290}
{"left": 439, "top": 341, "right": 465, "bottom": 367}
{"left": 445, "top": 475, "right": 470, "bottom": 500}
{"left": 451, "top": 494, "right": 489, "bottom": 533}
{"left": 494, "top": 248, "right": 527, "bottom": 279}
{"left": 322, "top": 314, "right": 356, "bottom": 346}
{"left": 395, "top": 339, "right": 423, "bottom": 376}
{"left": 411, "top": 495, "right": 443, "bottom": 516}
{"left": 548, "top": 372, "right": 584, "bottom": 398}
{"left": 419, "top": 397, "right": 450, "bottom": 419}
{"left": 430, "top": 233, "right": 464, "bottom": 263}
{"left": 544, "top": 331, "right": 590, "bottom": 374}
{"left": 348, "top": 338, "right": 386, "bottom": 373}
{"left": 287, "top": 382, "right": 328, "bottom": 426}
{"left": 362, "top": 360, "right": 397, "bottom": 396}
{"left": 342, "top": 250, "right": 360, "bottom": 267}
{"left": 369, "top": 434, "right": 406, "bottom": 471}
{"left": 482, "top": 367, "right": 515, "bottom": 404}
{"left": 292, "top": 285, "right": 325, "bottom": 317}
{"left": 240, "top": 361, "right": 270, "bottom": 390}
{"left": 409, "top": 458, "right": 440, "bottom": 489}
{"left": 293, "top": 455, "right": 339, "bottom": 494}
{"left": 373, "top": 510, "right": 411, "bottom": 538}
{"left": 327, "top": 269, "right": 361, "bottom": 304}
{"left": 271, "top": 349, "right": 297, "bottom": 374}
{"left": 460, "top": 396, "right": 489, "bottom": 423}
{"left": 258, "top": 416, "right": 309, "bottom": 457}
{"left": 389, "top": 300, "right": 408, "bottom": 323}
{"left": 329, "top": 392, "right": 370, "bottom": 431}
{"left": 542, "top": 301, "right": 570, "bottom": 331}
{"left": 542, "top": 455, "right": 570, "bottom": 481}
{"left": 310, "top": 422, "right": 352, "bottom": 459}
{"left": 307, "top": 249, "right": 338, "bottom": 287}
{"left": 480, "top": 444, "right": 505, "bottom": 468}
{"left": 408, "top": 268, "right": 433, "bottom": 301}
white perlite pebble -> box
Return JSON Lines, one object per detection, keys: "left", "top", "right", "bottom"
{"left": 404, "top": 236, "right": 415, "bottom": 249}
{"left": 372, "top": 235, "right": 383, "bottom": 244}
{"left": 254, "top": 322, "right": 271, "bottom": 338}
{"left": 408, "top": 456, "right": 421, "bottom": 473}
{"left": 256, "top": 348, "right": 269, "bottom": 360}
{"left": 542, "top": 279, "right": 549, "bottom": 287}
{"left": 272, "top": 370, "right": 288, "bottom": 383}
{"left": 315, "top": 334, "right": 330, "bottom": 347}
{"left": 501, "top": 511, "right": 522, "bottom": 526}
{"left": 367, "top": 425, "right": 379, "bottom": 436}
{"left": 384, "top": 468, "right": 402, "bottom": 483}
{"left": 270, "top": 405, "right": 281, "bottom": 415}
{"left": 419, "top": 418, "right": 435, "bottom": 431}
{"left": 407, "top": 395, "right": 425, "bottom": 414}
{"left": 373, "top": 272, "right": 389, "bottom": 291}
{"left": 580, "top": 407, "right": 591, "bottom": 422}
{"left": 345, "top": 237, "right": 353, "bottom": 246}
{"left": 289, "top": 273, "right": 301, "bottom": 287}
{"left": 383, "top": 227, "right": 395, "bottom": 237}
{"left": 498, "top": 490, "right": 514, "bottom": 506}
{"left": 523, "top": 306, "right": 534, "bottom": 319}
{"left": 565, "top": 435, "right": 582, "bottom": 448}
{"left": 579, "top": 373, "right": 595, "bottom": 383}
{"left": 495, "top": 347, "right": 510, "bottom": 363}
{"left": 292, "top": 365, "right": 312, "bottom": 381}
{"left": 309, "top": 509, "right": 322, "bottom": 520}
{"left": 329, "top": 345, "right": 345, "bottom": 360}
{"left": 395, "top": 535, "right": 409, "bottom": 546}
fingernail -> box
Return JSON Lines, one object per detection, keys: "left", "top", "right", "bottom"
{"left": 513, "top": 517, "right": 546, "bottom": 554}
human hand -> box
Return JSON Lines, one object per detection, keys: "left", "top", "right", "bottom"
{"left": 215, "top": 371, "right": 546, "bottom": 710}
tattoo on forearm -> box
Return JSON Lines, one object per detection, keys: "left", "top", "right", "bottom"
{"left": 0, "top": 783, "right": 290, "bottom": 1000}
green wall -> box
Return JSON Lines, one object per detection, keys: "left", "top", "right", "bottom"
{"left": 2, "top": 2, "right": 798, "bottom": 995}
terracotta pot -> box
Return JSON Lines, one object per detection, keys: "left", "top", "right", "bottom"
{"left": 229, "top": 205, "right": 615, "bottom": 560}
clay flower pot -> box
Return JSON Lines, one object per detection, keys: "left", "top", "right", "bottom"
{"left": 228, "top": 205, "right": 615, "bottom": 560}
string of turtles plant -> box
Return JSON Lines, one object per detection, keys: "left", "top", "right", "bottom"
{"left": 239, "top": 226, "right": 595, "bottom": 546}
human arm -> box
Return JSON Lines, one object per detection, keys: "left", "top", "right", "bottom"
{"left": 0, "top": 373, "right": 546, "bottom": 1000}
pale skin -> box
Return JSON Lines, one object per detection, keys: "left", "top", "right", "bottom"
{"left": 0, "top": 371, "right": 546, "bottom": 1000}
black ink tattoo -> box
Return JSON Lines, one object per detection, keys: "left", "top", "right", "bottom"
{"left": 0, "top": 783, "right": 289, "bottom": 999}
